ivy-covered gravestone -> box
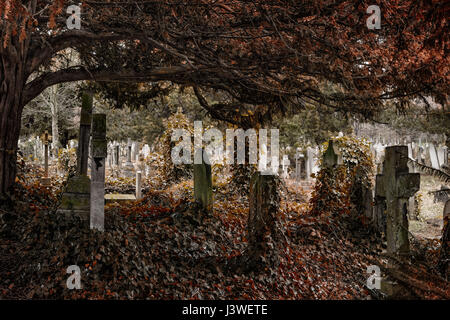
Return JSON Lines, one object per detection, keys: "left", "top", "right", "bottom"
{"left": 247, "top": 171, "right": 280, "bottom": 268}
{"left": 194, "top": 148, "right": 213, "bottom": 213}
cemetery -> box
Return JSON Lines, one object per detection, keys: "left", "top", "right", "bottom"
{"left": 0, "top": 0, "right": 448, "bottom": 303}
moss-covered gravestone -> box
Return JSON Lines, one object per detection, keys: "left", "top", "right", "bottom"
{"left": 247, "top": 172, "right": 280, "bottom": 269}
{"left": 323, "top": 140, "right": 342, "bottom": 168}
{"left": 58, "top": 92, "right": 93, "bottom": 221}
{"left": 193, "top": 148, "right": 213, "bottom": 213}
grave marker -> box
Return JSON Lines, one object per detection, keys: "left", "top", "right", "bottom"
{"left": 375, "top": 146, "right": 420, "bottom": 259}
{"left": 41, "top": 131, "right": 51, "bottom": 186}
{"left": 136, "top": 171, "right": 142, "bottom": 200}
{"left": 58, "top": 92, "right": 93, "bottom": 221}
{"left": 194, "top": 149, "right": 213, "bottom": 213}
{"left": 90, "top": 114, "right": 107, "bottom": 231}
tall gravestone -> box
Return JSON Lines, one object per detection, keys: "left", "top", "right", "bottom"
{"left": 429, "top": 144, "right": 440, "bottom": 169}
{"left": 41, "top": 131, "right": 51, "bottom": 186}
{"left": 136, "top": 171, "right": 142, "bottom": 200}
{"left": 114, "top": 143, "right": 120, "bottom": 167}
{"left": 123, "top": 138, "right": 134, "bottom": 177}
{"left": 439, "top": 200, "right": 450, "bottom": 278}
{"left": 376, "top": 146, "right": 420, "bottom": 259}
{"left": 305, "top": 147, "right": 315, "bottom": 180}
{"left": 193, "top": 149, "right": 213, "bottom": 213}
{"left": 90, "top": 114, "right": 107, "bottom": 231}
{"left": 59, "top": 92, "right": 93, "bottom": 220}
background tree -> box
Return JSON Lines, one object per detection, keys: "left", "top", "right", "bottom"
{"left": 0, "top": 0, "right": 448, "bottom": 194}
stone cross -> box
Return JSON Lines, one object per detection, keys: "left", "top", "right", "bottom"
{"left": 194, "top": 148, "right": 213, "bottom": 213}
{"left": 375, "top": 146, "right": 420, "bottom": 260}
{"left": 58, "top": 94, "right": 92, "bottom": 221}
{"left": 90, "top": 114, "right": 107, "bottom": 232}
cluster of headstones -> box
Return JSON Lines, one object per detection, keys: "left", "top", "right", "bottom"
{"left": 371, "top": 141, "right": 448, "bottom": 173}
{"left": 105, "top": 139, "right": 152, "bottom": 178}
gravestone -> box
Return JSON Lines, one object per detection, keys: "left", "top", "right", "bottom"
{"left": 58, "top": 92, "right": 93, "bottom": 220}
{"left": 193, "top": 149, "right": 213, "bottom": 213}
{"left": 437, "top": 146, "right": 448, "bottom": 168}
{"left": 247, "top": 171, "right": 280, "bottom": 267}
{"left": 439, "top": 199, "right": 450, "bottom": 278}
{"left": 323, "top": 140, "right": 342, "bottom": 168}
{"left": 123, "top": 138, "right": 134, "bottom": 177}
{"left": 376, "top": 146, "right": 420, "bottom": 259}
{"left": 126, "top": 138, "right": 133, "bottom": 166}
{"left": 90, "top": 114, "right": 107, "bottom": 232}
{"left": 295, "top": 148, "right": 304, "bottom": 181}
{"left": 305, "top": 147, "right": 315, "bottom": 180}
{"left": 114, "top": 143, "right": 120, "bottom": 167}
{"left": 281, "top": 155, "right": 290, "bottom": 179}
{"left": 429, "top": 144, "right": 440, "bottom": 169}
{"left": 131, "top": 142, "right": 137, "bottom": 162}
{"left": 376, "top": 147, "right": 420, "bottom": 298}
{"left": 40, "top": 131, "right": 51, "bottom": 186}
{"left": 136, "top": 171, "right": 142, "bottom": 200}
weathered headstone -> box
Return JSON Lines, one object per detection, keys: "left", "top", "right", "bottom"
{"left": 323, "top": 140, "right": 342, "bottom": 168}
{"left": 429, "top": 144, "right": 440, "bottom": 169}
{"left": 77, "top": 92, "right": 93, "bottom": 176}
{"left": 437, "top": 146, "right": 448, "bottom": 168}
{"left": 247, "top": 171, "right": 280, "bottom": 267}
{"left": 58, "top": 92, "right": 93, "bottom": 220}
{"left": 90, "top": 114, "right": 107, "bottom": 231}
{"left": 114, "top": 143, "right": 120, "bottom": 167}
{"left": 376, "top": 146, "right": 420, "bottom": 259}
{"left": 439, "top": 199, "right": 450, "bottom": 278}
{"left": 193, "top": 149, "right": 213, "bottom": 213}
{"left": 281, "top": 155, "right": 290, "bottom": 179}
{"left": 126, "top": 138, "right": 133, "bottom": 165}
{"left": 136, "top": 171, "right": 142, "bottom": 200}
{"left": 305, "top": 146, "right": 315, "bottom": 180}
{"left": 41, "top": 131, "right": 51, "bottom": 186}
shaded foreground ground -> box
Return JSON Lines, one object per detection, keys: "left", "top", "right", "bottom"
{"left": 0, "top": 166, "right": 448, "bottom": 299}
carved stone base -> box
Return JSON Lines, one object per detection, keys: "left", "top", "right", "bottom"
{"left": 58, "top": 175, "right": 90, "bottom": 219}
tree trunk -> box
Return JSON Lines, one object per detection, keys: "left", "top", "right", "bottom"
{"left": 0, "top": 41, "right": 28, "bottom": 195}
{"left": 0, "top": 72, "right": 25, "bottom": 195}
{"left": 50, "top": 85, "right": 60, "bottom": 151}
